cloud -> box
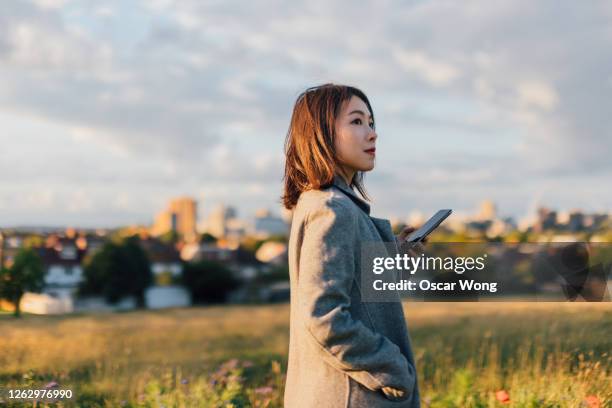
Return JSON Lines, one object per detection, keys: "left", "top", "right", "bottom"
{"left": 516, "top": 80, "right": 559, "bottom": 112}
{"left": 0, "top": 0, "right": 610, "bottom": 226}
{"left": 392, "top": 48, "right": 461, "bottom": 87}
{"left": 31, "top": 0, "right": 71, "bottom": 10}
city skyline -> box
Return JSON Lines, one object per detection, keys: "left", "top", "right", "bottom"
{"left": 2, "top": 195, "right": 609, "bottom": 236}
{"left": 1, "top": 1, "right": 611, "bottom": 227}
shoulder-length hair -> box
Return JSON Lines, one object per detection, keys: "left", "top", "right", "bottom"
{"left": 281, "top": 83, "right": 374, "bottom": 210}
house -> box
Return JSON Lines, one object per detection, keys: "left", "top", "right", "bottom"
{"left": 20, "top": 238, "right": 86, "bottom": 314}
{"left": 19, "top": 236, "right": 192, "bottom": 314}
{"left": 180, "top": 240, "right": 269, "bottom": 280}
{"left": 139, "top": 238, "right": 191, "bottom": 309}
{"left": 180, "top": 241, "right": 233, "bottom": 263}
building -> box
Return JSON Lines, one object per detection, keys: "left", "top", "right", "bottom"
{"left": 534, "top": 207, "right": 558, "bottom": 232}
{"left": 252, "top": 209, "right": 288, "bottom": 239}
{"left": 477, "top": 200, "right": 497, "bottom": 221}
{"left": 567, "top": 210, "right": 585, "bottom": 232}
{"left": 19, "top": 238, "right": 86, "bottom": 314}
{"left": 140, "top": 238, "right": 190, "bottom": 309}
{"left": 0, "top": 231, "right": 5, "bottom": 268}
{"left": 151, "top": 197, "right": 198, "bottom": 241}
{"left": 180, "top": 241, "right": 234, "bottom": 262}
{"left": 205, "top": 204, "right": 238, "bottom": 238}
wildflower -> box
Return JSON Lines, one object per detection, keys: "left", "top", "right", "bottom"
{"left": 45, "top": 381, "right": 59, "bottom": 389}
{"left": 495, "top": 390, "right": 510, "bottom": 404}
{"left": 224, "top": 358, "right": 239, "bottom": 370}
{"left": 181, "top": 378, "right": 189, "bottom": 385}
{"left": 254, "top": 386, "right": 274, "bottom": 395}
{"left": 214, "top": 358, "right": 240, "bottom": 378}
{"left": 585, "top": 395, "right": 601, "bottom": 408}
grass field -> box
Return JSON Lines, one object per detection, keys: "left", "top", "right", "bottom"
{"left": 0, "top": 302, "right": 610, "bottom": 407}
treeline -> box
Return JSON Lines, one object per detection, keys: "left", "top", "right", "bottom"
{"left": 0, "top": 235, "right": 243, "bottom": 317}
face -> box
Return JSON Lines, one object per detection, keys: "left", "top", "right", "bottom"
{"left": 334, "top": 95, "right": 377, "bottom": 179}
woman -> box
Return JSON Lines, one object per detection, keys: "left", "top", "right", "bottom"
{"left": 282, "top": 83, "right": 421, "bottom": 407}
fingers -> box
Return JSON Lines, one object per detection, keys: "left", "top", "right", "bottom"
{"left": 403, "top": 241, "right": 426, "bottom": 258}
{"left": 381, "top": 386, "right": 406, "bottom": 401}
{"left": 398, "top": 226, "right": 416, "bottom": 240}
{"left": 382, "top": 386, "right": 404, "bottom": 397}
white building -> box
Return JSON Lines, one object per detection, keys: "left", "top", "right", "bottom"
{"left": 252, "top": 209, "right": 288, "bottom": 238}
{"left": 204, "top": 205, "right": 238, "bottom": 238}
{"left": 20, "top": 240, "right": 85, "bottom": 314}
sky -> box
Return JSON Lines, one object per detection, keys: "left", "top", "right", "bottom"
{"left": 1, "top": 0, "right": 611, "bottom": 228}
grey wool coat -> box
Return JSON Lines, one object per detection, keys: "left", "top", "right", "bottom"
{"left": 284, "top": 175, "right": 420, "bottom": 408}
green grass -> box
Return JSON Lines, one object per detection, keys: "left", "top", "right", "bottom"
{"left": 0, "top": 302, "right": 610, "bottom": 407}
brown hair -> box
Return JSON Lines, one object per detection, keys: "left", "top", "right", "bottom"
{"left": 281, "top": 83, "right": 375, "bottom": 210}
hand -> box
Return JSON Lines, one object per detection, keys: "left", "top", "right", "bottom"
{"left": 396, "top": 226, "right": 428, "bottom": 256}
{"left": 381, "top": 386, "right": 408, "bottom": 401}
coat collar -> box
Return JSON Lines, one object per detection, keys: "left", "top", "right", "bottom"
{"left": 331, "top": 174, "right": 371, "bottom": 215}
{"left": 331, "top": 174, "right": 397, "bottom": 244}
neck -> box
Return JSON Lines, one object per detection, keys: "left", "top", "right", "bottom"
{"left": 336, "top": 166, "right": 355, "bottom": 186}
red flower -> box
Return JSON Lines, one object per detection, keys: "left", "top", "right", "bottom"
{"left": 495, "top": 390, "right": 510, "bottom": 404}
{"left": 585, "top": 395, "right": 601, "bottom": 408}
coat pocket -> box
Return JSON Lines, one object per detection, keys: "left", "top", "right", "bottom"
{"left": 347, "top": 376, "right": 413, "bottom": 408}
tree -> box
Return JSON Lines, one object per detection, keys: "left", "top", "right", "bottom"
{"left": 80, "top": 237, "right": 152, "bottom": 307}
{"left": 255, "top": 265, "right": 289, "bottom": 284}
{"left": 182, "top": 260, "right": 240, "bottom": 304}
{"left": 23, "top": 235, "right": 45, "bottom": 248}
{"left": 200, "top": 233, "right": 217, "bottom": 244}
{"left": 265, "top": 234, "right": 288, "bottom": 244}
{"left": 0, "top": 248, "right": 45, "bottom": 317}
{"left": 159, "top": 230, "right": 180, "bottom": 245}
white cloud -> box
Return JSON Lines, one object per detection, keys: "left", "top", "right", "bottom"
{"left": 392, "top": 48, "right": 461, "bottom": 87}
{"left": 93, "top": 6, "right": 115, "bottom": 18}
{"left": 32, "top": 0, "right": 71, "bottom": 10}
{"left": 516, "top": 80, "right": 559, "bottom": 111}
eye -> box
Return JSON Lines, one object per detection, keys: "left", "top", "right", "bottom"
{"left": 351, "top": 118, "right": 375, "bottom": 128}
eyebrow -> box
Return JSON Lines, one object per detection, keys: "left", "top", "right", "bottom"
{"left": 348, "top": 109, "right": 373, "bottom": 120}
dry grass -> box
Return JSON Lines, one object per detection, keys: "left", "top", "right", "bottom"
{"left": 0, "top": 302, "right": 610, "bottom": 407}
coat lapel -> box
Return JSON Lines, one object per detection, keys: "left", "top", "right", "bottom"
{"left": 331, "top": 174, "right": 371, "bottom": 215}
{"left": 331, "top": 175, "right": 397, "bottom": 245}
{"left": 332, "top": 175, "right": 402, "bottom": 298}
{"left": 369, "top": 217, "right": 396, "bottom": 244}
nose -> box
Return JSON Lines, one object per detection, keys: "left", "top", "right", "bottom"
{"left": 368, "top": 128, "right": 377, "bottom": 142}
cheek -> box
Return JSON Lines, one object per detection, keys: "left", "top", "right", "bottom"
{"left": 335, "top": 125, "right": 365, "bottom": 162}
{"left": 334, "top": 130, "right": 351, "bottom": 158}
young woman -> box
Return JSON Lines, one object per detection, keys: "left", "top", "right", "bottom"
{"left": 282, "top": 83, "right": 421, "bottom": 407}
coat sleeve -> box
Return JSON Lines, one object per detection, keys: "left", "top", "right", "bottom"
{"left": 297, "top": 198, "right": 416, "bottom": 395}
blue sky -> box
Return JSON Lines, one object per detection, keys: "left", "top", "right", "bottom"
{"left": 1, "top": 0, "right": 611, "bottom": 228}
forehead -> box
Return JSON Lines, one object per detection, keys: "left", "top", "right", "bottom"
{"left": 340, "top": 95, "right": 371, "bottom": 117}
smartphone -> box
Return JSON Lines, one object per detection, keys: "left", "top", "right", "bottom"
{"left": 406, "top": 209, "right": 452, "bottom": 242}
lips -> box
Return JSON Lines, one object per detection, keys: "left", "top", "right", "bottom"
{"left": 364, "top": 148, "right": 376, "bottom": 155}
